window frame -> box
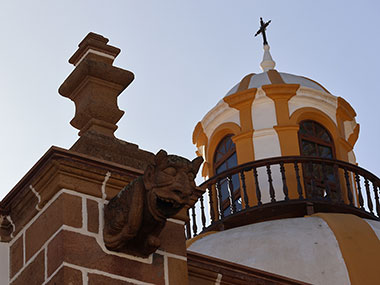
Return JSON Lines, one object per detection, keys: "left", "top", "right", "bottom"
{"left": 298, "top": 120, "right": 336, "bottom": 158}
{"left": 298, "top": 120, "right": 339, "bottom": 200}
{"left": 213, "top": 135, "right": 241, "bottom": 215}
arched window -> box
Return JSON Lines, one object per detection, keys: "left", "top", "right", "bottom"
{"left": 298, "top": 120, "right": 338, "bottom": 199}
{"left": 214, "top": 135, "right": 241, "bottom": 216}
{"left": 299, "top": 120, "right": 335, "bottom": 158}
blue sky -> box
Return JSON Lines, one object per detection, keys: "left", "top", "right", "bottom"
{"left": 0, "top": 1, "right": 379, "bottom": 198}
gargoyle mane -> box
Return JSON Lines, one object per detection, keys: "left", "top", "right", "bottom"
{"left": 103, "top": 149, "right": 203, "bottom": 257}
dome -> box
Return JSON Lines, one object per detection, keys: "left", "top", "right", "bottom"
{"left": 225, "top": 70, "right": 330, "bottom": 97}
{"left": 188, "top": 214, "right": 380, "bottom": 285}
{"left": 189, "top": 37, "right": 378, "bottom": 285}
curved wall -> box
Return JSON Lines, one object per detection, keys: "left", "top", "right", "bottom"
{"left": 188, "top": 215, "right": 380, "bottom": 285}
{"left": 193, "top": 77, "right": 360, "bottom": 204}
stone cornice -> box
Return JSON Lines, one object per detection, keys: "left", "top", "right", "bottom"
{"left": 232, "top": 130, "right": 254, "bottom": 142}
{"left": 273, "top": 125, "right": 300, "bottom": 133}
{"left": 59, "top": 59, "right": 134, "bottom": 97}
{"left": 337, "top": 97, "right": 357, "bottom": 121}
{"left": 0, "top": 146, "right": 204, "bottom": 240}
{"left": 192, "top": 122, "right": 208, "bottom": 147}
{"left": 0, "top": 146, "right": 144, "bottom": 240}
{"left": 223, "top": 89, "right": 257, "bottom": 109}
{"left": 262, "top": 84, "right": 300, "bottom": 100}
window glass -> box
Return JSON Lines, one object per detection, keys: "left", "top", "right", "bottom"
{"left": 213, "top": 135, "right": 241, "bottom": 217}
{"left": 227, "top": 152, "right": 237, "bottom": 168}
{"left": 214, "top": 136, "right": 235, "bottom": 166}
{"left": 299, "top": 121, "right": 334, "bottom": 158}
{"left": 301, "top": 140, "right": 317, "bottom": 156}
{"left": 299, "top": 121, "right": 313, "bottom": 136}
{"left": 232, "top": 173, "right": 240, "bottom": 191}
{"left": 299, "top": 120, "right": 338, "bottom": 200}
{"left": 318, "top": 145, "right": 333, "bottom": 158}
{"left": 315, "top": 123, "right": 331, "bottom": 142}
{"left": 219, "top": 179, "right": 229, "bottom": 201}
{"left": 215, "top": 152, "right": 224, "bottom": 162}
{"left": 216, "top": 163, "right": 227, "bottom": 174}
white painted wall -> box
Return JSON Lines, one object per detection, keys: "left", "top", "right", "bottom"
{"left": 252, "top": 129, "right": 281, "bottom": 160}
{"left": 201, "top": 100, "right": 240, "bottom": 140}
{"left": 251, "top": 89, "right": 277, "bottom": 130}
{"left": 347, "top": 151, "right": 356, "bottom": 164}
{"left": 280, "top": 73, "right": 326, "bottom": 92}
{"left": 288, "top": 87, "right": 338, "bottom": 125}
{"left": 252, "top": 129, "right": 284, "bottom": 203}
{"left": 188, "top": 217, "right": 351, "bottom": 285}
{"left": 344, "top": 120, "right": 357, "bottom": 141}
{"left": 365, "top": 219, "right": 380, "bottom": 240}
{"left": 248, "top": 72, "right": 271, "bottom": 89}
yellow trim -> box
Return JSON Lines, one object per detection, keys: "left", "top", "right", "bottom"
{"left": 201, "top": 161, "right": 210, "bottom": 178}
{"left": 203, "top": 123, "right": 242, "bottom": 216}
{"left": 339, "top": 137, "right": 355, "bottom": 153}
{"left": 288, "top": 107, "right": 349, "bottom": 199}
{"left": 231, "top": 130, "right": 255, "bottom": 163}
{"left": 261, "top": 84, "right": 300, "bottom": 199}
{"left": 273, "top": 125, "right": 301, "bottom": 199}
{"left": 237, "top": 73, "right": 255, "bottom": 93}
{"left": 192, "top": 122, "right": 208, "bottom": 177}
{"left": 192, "top": 122, "right": 208, "bottom": 147}
{"left": 273, "top": 125, "right": 300, "bottom": 156}
{"left": 336, "top": 97, "right": 358, "bottom": 148}
{"left": 232, "top": 131, "right": 256, "bottom": 206}
{"left": 186, "top": 231, "right": 219, "bottom": 248}
{"left": 334, "top": 98, "right": 359, "bottom": 204}
{"left": 267, "top": 69, "right": 285, "bottom": 84}
{"left": 206, "top": 122, "right": 242, "bottom": 176}
{"left": 262, "top": 84, "right": 299, "bottom": 126}
{"left": 224, "top": 91, "right": 257, "bottom": 207}
{"left": 337, "top": 97, "right": 357, "bottom": 119}
{"left": 224, "top": 89, "right": 256, "bottom": 132}
{"left": 288, "top": 107, "right": 345, "bottom": 160}
{"left": 273, "top": 125, "right": 302, "bottom": 199}
{"left": 313, "top": 213, "right": 380, "bottom": 285}
{"left": 347, "top": 124, "right": 360, "bottom": 148}
{"left": 223, "top": 89, "right": 256, "bottom": 109}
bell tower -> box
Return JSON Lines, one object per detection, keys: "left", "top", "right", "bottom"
{"left": 187, "top": 18, "right": 380, "bottom": 285}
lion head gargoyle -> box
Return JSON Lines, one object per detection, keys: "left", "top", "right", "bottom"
{"left": 103, "top": 149, "right": 203, "bottom": 257}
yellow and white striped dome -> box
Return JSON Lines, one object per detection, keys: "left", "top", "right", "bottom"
{"left": 193, "top": 67, "right": 359, "bottom": 184}
{"left": 188, "top": 214, "right": 380, "bottom": 285}
{"left": 225, "top": 70, "right": 330, "bottom": 97}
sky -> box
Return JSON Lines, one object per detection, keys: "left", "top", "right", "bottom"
{"left": 0, "top": 1, "right": 379, "bottom": 199}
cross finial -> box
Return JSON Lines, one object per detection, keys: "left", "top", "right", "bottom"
{"left": 254, "top": 17, "right": 271, "bottom": 46}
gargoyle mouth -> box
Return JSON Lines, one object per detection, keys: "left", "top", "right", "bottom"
{"left": 155, "top": 194, "right": 183, "bottom": 217}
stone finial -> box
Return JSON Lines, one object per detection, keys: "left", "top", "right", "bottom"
{"left": 260, "top": 44, "right": 276, "bottom": 72}
{"left": 59, "top": 32, "right": 134, "bottom": 137}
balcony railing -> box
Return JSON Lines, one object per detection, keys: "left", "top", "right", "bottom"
{"left": 186, "top": 156, "right": 380, "bottom": 239}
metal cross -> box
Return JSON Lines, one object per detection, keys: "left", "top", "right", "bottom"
{"left": 254, "top": 17, "right": 271, "bottom": 45}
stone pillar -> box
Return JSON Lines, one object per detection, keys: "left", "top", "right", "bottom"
{"left": 59, "top": 32, "right": 134, "bottom": 138}
{"left": 263, "top": 84, "right": 303, "bottom": 199}
{"left": 224, "top": 90, "right": 257, "bottom": 206}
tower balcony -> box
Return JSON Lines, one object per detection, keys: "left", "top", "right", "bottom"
{"left": 186, "top": 156, "right": 380, "bottom": 239}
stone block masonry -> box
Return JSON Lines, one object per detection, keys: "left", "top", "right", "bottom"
{"left": 9, "top": 189, "right": 189, "bottom": 284}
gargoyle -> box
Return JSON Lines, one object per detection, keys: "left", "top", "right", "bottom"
{"left": 103, "top": 149, "right": 203, "bottom": 257}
